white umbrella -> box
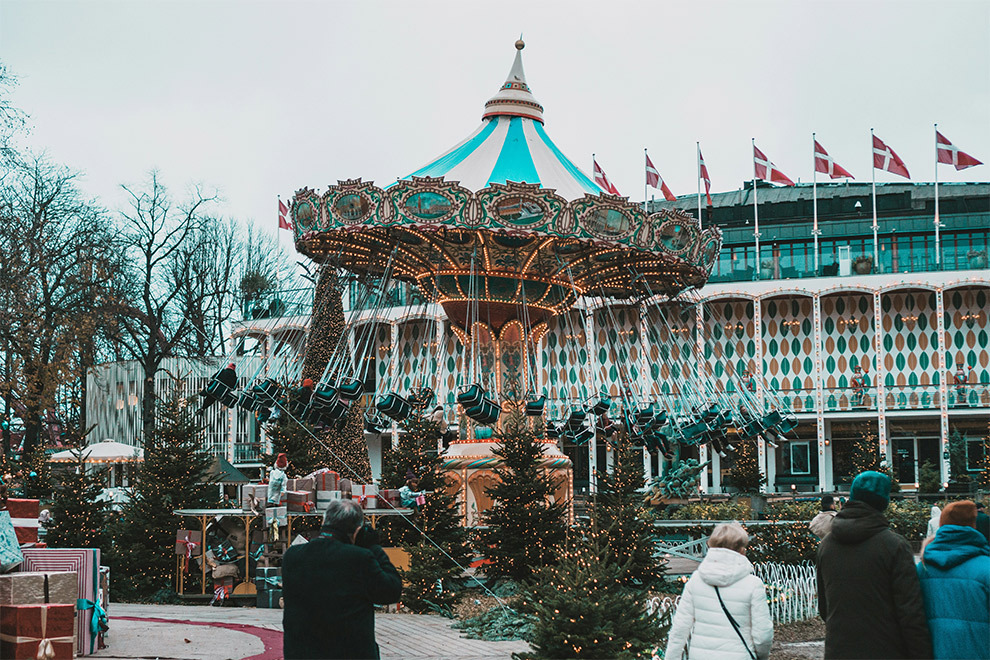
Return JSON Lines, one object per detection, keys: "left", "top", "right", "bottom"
{"left": 49, "top": 439, "right": 144, "bottom": 464}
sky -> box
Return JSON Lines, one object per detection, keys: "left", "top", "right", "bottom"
{"left": 2, "top": 0, "right": 988, "bottom": 242}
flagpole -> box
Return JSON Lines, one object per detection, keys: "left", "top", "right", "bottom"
{"left": 644, "top": 148, "right": 649, "bottom": 215}
{"left": 934, "top": 123, "right": 941, "bottom": 269}
{"left": 812, "top": 133, "right": 820, "bottom": 275}
{"left": 871, "top": 128, "right": 879, "bottom": 267}
{"left": 753, "top": 138, "right": 761, "bottom": 279}
{"left": 697, "top": 142, "right": 703, "bottom": 228}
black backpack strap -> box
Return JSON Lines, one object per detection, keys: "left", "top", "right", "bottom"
{"left": 714, "top": 586, "right": 757, "bottom": 660}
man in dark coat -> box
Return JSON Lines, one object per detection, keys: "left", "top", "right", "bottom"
{"left": 816, "top": 470, "right": 932, "bottom": 659}
{"left": 282, "top": 499, "right": 401, "bottom": 659}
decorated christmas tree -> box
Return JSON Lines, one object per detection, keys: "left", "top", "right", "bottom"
{"left": 518, "top": 521, "right": 664, "bottom": 660}
{"left": 299, "top": 265, "right": 370, "bottom": 481}
{"left": 593, "top": 433, "right": 666, "bottom": 592}
{"left": 947, "top": 428, "right": 972, "bottom": 488}
{"left": 46, "top": 452, "right": 111, "bottom": 550}
{"left": 727, "top": 439, "right": 765, "bottom": 494}
{"left": 381, "top": 413, "right": 469, "bottom": 613}
{"left": 18, "top": 447, "right": 54, "bottom": 501}
{"left": 475, "top": 413, "right": 568, "bottom": 583}
{"left": 112, "top": 386, "right": 213, "bottom": 599}
{"left": 262, "top": 414, "right": 328, "bottom": 478}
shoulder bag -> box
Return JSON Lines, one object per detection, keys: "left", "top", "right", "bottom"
{"left": 714, "top": 585, "right": 757, "bottom": 660}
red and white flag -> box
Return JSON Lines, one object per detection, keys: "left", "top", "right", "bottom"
{"left": 814, "top": 140, "right": 854, "bottom": 179}
{"left": 872, "top": 134, "right": 911, "bottom": 179}
{"left": 593, "top": 158, "right": 621, "bottom": 196}
{"left": 645, "top": 152, "right": 676, "bottom": 201}
{"left": 278, "top": 198, "right": 293, "bottom": 231}
{"left": 698, "top": 145, "right": 713, "bottom": 206}
{"left": 753, "top": 144, "right": 795, "bottom": 186}
{"left": 936, "top": 131, "right": 983, "bottom": 170}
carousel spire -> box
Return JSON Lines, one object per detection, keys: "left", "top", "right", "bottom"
{"left": 482, "top": 38, "right": 545, "bottom": 123}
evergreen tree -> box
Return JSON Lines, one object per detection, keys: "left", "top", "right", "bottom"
{"left": 18, "top": 447, "right": 54, "bottom": 501}
{"left": 594, "top": 434, "right": 666, "bottom": 592}
{"left": 947, "top": 429, "right": 972, "bottom": 487}
{"left": 113, "top": 387, "right": 212, "bottom": 599}
{"left": 476, "top": 414, "right": 568, "bottom": 583}
{"left": 979, "top": 423, "right": 990, "bottom": 491}
{"left": 300, "top": 265, "right": 370, "bottom": 481}
{"left": 385, "top": 414, "right": 469, "bottom": 613}
{"left": 46, "top": 452, "right": 111, "bottom": 549}
{"left": 727, "top": 439, "right": 765, "bottom": 494}
{"left": 262, "top": 414, "right": 327, "bottom": 477}
{"left": 518, "top": 522, "right": 664, "bottom": 660}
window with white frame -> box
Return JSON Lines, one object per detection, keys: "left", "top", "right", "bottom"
{"left": 790, "top": 441, "right": 811, "bottom": 475}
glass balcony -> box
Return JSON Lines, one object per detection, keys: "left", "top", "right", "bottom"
{"left": 823, "top": 387, "right": 877, "bottom": 412}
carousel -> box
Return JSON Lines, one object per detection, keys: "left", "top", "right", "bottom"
{"left": 204, "top": 41, "right": 797, "bottom": 522}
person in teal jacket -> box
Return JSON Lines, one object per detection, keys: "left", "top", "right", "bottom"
{"left": 917, "top": 500, "right": 990, "bottom": 660}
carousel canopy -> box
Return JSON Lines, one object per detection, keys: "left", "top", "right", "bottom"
{"left": 398, "top": 41, "right": 602, "bottom": 201}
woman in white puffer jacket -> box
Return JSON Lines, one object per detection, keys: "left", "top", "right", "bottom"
{"left": 664, "top": 522, "right": 774, "bottom": 660}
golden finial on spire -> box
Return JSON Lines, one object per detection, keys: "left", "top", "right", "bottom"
{"left": 515, "top": 35, "right": 525, "bottom": 50}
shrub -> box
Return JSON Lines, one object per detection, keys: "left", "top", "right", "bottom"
{"left": 886, "top": 500, "right": 931, "bottom": 545}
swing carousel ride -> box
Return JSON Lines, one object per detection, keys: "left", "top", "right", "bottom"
{"left": 208, "top": 41, "right": 798, "bottom": 518}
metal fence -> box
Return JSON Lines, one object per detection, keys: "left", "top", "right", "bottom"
{"left": 652, "top": 561, "right": 818, "bottom": 629}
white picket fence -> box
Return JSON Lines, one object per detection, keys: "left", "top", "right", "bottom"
{"left": 650, "top": 561, "right": 818, "bottom": 628}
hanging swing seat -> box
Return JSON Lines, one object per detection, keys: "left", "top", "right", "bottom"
{"left": 545, "top": 421, "right": 562, "bottom": 439}
{"left": 377, "top": 392, "right": 412, "bottom": 422}
{"left": 337, "top": 379, "right": 364, "bottom": 402}
{"left": 586, "top": 395, "right": 611, "bottom": 416}
{"left": 363, "top": 411, "right": 388, "bottom": 434}
{"left": 761, "top": 410, "right": 783, "bottom": 429}
{"left": 565, "top": 408, "right": 588, "bottom": 430}
{"left": 205, "top": 379, "right": 238, "bottom": 408}
{"left": 457, "top": 384, "right": 485, "bottom": 408}
{"left": 679, "top": 419, "right": 709, "bottom": 442}
{"left": 465, "top": 397, "right": 500, "bottom": 426}
{"left": 570, "top": 426, "right": 594, "bottom": 445}
{"left": 237, "top": 391, "right": 263, "bottom": 412}
{"left": 408, "top": 387, "right": 436, "bottom": 409}
{"left": 252, "top": 379, "right": 282, "bottom": 404}
{"left": 525, "top": 394, "right": 546, "bottom": 417}
{"left": 738, "top": 419, "right": 763, "bottom": 440}
{"left": 776, "top": 413, "right": 798, "bottom": 434}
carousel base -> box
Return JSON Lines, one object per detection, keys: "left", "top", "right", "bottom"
{"left": 440, "top": 439, "right": 573, "bottom": 527}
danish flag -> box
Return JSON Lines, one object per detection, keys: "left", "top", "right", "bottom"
{"left": 872, "top": 134, "right": 911, "bottom": 179}
{"left": 593, "top": 158, "right": 621, "bottom": 196}
{"left": 278, "top": 198, "right": 293, "bottom": 231}
{"left": 814, "top": 140, "right": 854, "bottom": 179}
{"left": 698, "top": 145, "right": 713, "bottom": 206}
{"left": 645, "top": 152, "right": 676, "bottom": 201}
{"left": 936, "top": 131, "right": 983, "bottom": 170}
{"left": 753, "top": 144, "right": 795, "bottom": 186}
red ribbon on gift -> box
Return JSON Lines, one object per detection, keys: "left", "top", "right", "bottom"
{"left": 177, "top": 532, "right": 199, "bottom": 573}
{"left": 302, "top": 501, "right": 315, "bottom": 513}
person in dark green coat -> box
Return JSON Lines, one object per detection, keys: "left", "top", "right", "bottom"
{"left": 816, "top": 471, "right": 932, "bottom": 659}
{"left": 282, "top": 499, "right": 402, "bottom": 659}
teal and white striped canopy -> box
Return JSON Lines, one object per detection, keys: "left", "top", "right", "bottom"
{"left": 399, "top": 42, "right": 604, "bottom": 201}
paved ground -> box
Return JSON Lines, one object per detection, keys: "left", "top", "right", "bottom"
{"left": 97, "top": 603, "right": 530, "bottom": 660}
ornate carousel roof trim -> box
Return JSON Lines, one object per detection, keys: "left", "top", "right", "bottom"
{"left": 396, "top": 40, "right": 603, "bottom": 201}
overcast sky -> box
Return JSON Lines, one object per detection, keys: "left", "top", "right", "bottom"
{"left": 2, "top": 0, "right": 988, "bottom": 238}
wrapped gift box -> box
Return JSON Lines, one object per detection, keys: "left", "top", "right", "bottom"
{"left": 0, "top": 603, "right": 74, "bottom": 660}
{"left": 306, "top": 469, "right": 339, "bottom": 491}
{"left": 285, "top": 490, "right": 315, "bottom": 513}
{"left": 240, "top": 484, "right": 269, "bottom": 510}
{"left": 353, "top": 485, "right": 379, "bottom": 509}
{"left": 0, "top": 510, "right": 24, "bottom": 572}
{"left": 21, "top": 548, "right": 100, "bottom": 656}
{"left": 212, "top": 563, "right": 239, "bottom": 579}
{"left": 316, "top": 490, "right": 342, "bottom": 502}
{"left": 264, "top": 506, "right": 287, "bottom": 528}
{"left": 255, "top": 567, "right": 281, "bottom": 591}
{"left": 285, "top": 477, "right": 315, "bottom": 493}
{"left": 379, "top": 489, "right": 402, "bottom": 508}
{"left": 174, "top": 530, "right": 203, "bottom": 556}
{"left": 0, "top": 571, "right": 78, "bottom": 606}
{"left": 7, "top": 499, "right": 40, "bottom": 545}
{"left": 256, "top": 587, "right": 282, "bottom": 609}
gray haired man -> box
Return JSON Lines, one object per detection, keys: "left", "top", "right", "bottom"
{"left": 282, "top": 499, "right": 401, "bottom": 659}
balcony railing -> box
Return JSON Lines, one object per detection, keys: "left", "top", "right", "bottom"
{"left": 823, "top": 387, "right": 876, "bottom": 412}
{"left": 233, "top": 442, "right": 262, "bottom": 464}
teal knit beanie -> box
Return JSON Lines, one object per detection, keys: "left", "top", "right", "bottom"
{"left": 850, "top": 470, "right": 891, "bottom": 511}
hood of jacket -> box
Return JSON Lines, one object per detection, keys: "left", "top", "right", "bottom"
{"left": 697, "top": 546, "right": 754, "bottom": 587}
{"left": 923, "top": 524, "right": 990, "bottom": 570}
{"left": 829, "top": 499, "right": 890, "bottom": 544}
